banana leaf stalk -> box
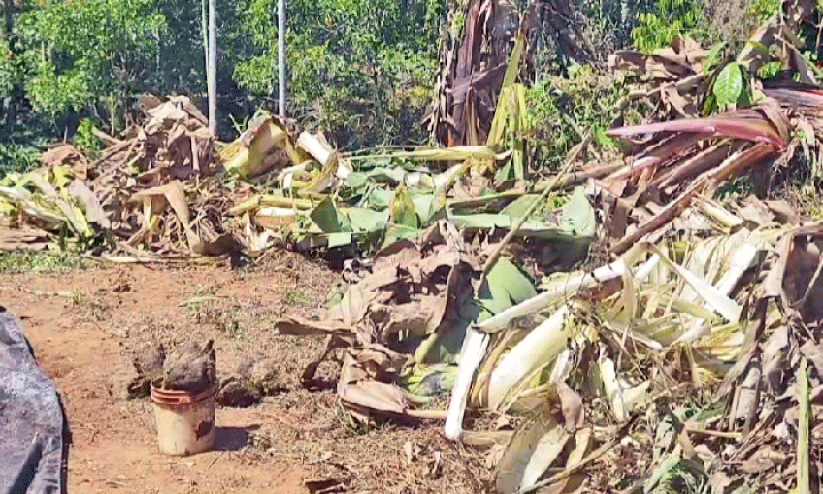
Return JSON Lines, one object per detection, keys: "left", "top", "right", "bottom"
{"left": 445, "top": 328, "right": 489, "bottom": 440}
{"left": 477, "top": 245, "right": 653, "bottom": 333}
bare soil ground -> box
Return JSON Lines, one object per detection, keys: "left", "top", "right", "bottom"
{"left": 0, "top": 251, "right": 486, "bottom": 494}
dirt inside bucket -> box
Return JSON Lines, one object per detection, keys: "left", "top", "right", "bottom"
{"left": 135, "top": 339, "right": 218, "bottom": 397}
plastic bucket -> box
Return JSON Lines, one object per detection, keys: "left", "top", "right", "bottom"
{"left": 150, "top": 384, "right": 217, "bottom": 456}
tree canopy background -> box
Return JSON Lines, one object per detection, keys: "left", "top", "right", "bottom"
{"left": 0, "top": 0, "right": 786, "bottom": 172}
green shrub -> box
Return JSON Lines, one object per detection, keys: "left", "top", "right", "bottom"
{"left": 526, "top": 65, "right": 636, "bottom": 173}
{"left": 231, "top": 0, "right": 443, "bottom": 149}
{"left": 0, "top": 143, "right": 41, "bottom": 177}
{"left": 74, "top": 118, "right": 103, "bottom": 158}
{"left": 631, "top": 0, "right": 705, "bottom": 52}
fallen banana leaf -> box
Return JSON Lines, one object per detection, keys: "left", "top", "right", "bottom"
{"left": 445, "top": 328, "right": 489, "bottom": 441}
{"left": 346, "top": 146, "right": 502, "bottom": 162}
{"left": 477, "top": 245, "right": 651, "bottom": 333}
{"left": 486, "top": 305, "right": 576, "bottom": 411}
{"left": 128, "top": 181, "right": 202, "bottom": 254}
{"left": 297, "top": 131, "right": 336, "bottom": 168}
{"left": 0, "top": 225, "right": 50, "bottom": 251}
{"left": 607, "top": 106, "right": 789, "bottom": 152}
{"left": 274, "top": 315, "right": 352, "bottom": 335}
{"left": 222, "top": 116, "right": 298, "bottom": 178}
{"left": 0, "top": 186, "right": 68, "bottom": 229}
{"left": 67, "top": 180, "right": 109, "bottom": 229}
{"left": 798, "top": 357, "right": 810, "bottom": 494}
{"left": 496, "top": 403, "right": 571, "bottom": 494}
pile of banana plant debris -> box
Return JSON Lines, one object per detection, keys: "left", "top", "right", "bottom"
{"left": 5, "top": 1, "right": 823, "bottom": 493}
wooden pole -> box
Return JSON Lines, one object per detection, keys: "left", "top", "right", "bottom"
{"left": 278, "top": 0, "right": 286, "bottom": 116}
{"left": 201, "top": 0, "right": 208, "bottom": 79}
{"left": 208, "top": 0, "right": 217, "bottom": 134}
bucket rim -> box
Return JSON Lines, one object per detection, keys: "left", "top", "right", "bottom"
{"left": 150, "top": 383, "right": 218, "bottom": 405}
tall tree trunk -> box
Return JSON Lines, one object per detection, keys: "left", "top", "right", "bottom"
{"left": 2, "top": 0, "right": 11, "bottom": 45}
{"left": 619, "top": 0, "right": 631, "bottom": 46}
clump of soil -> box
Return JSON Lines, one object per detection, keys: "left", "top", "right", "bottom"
{"left": 128, "top": 342, "right": 286, "bottom": 407}
{"left": 162, "top": 339, "right": 216, "bottom": 393}
{"left": 126, "top": 343, "right": 165, "bottom": 398}
{"left": 128, "top": 339, "right": 217, "bottom": 397}
{"left": 217, "top": 357, "right": 286, "bottom": 407}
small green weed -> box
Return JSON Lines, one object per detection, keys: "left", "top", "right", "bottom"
{"left": 526, "top": 65, "right": 637, "bottom": 174}
{"left": 283, "top": 289, "right": 310, "bottom": 307}
{"left": 69, "top": 290, "right": 109, "bottom": 321}
{"left": 789, "top": 183, "right": 823, "bottom": 221}
{"left": 224, "top": 318, "right": 243, "bottom": 338}
{"left": 0, "top": 252, "right": 91, "bottom": 274}
{"left": 748, "top": 0, "right": 780, "bottom": 22}
{"left": 188, "top": 300, "right": 243, "bottom": 339}
{"left": 334, "top": 401, "right": 395, "bottom": 437}
{"left": 716, "top": 176, "right": 755, "bottom": 200}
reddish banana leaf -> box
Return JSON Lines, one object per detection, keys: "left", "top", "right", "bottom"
{"left": 607, "top": 106, "right": 790, "bottom": 152}
{"left": 610, "top": 142, "right": 777, "bottom": 254}
{"left": 606, "top": 132, "right": 710, "bottom": 180}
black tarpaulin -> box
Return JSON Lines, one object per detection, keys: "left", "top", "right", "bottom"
{"left": 0, "top": 308, "right": 67, "bottom": 494}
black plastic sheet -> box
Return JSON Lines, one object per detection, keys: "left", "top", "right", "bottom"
{"left": 0, "top": 308, "right": 68, "bottom": 494}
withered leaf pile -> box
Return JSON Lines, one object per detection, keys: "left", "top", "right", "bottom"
{"left": 4, "top": 1, "right": 823, "bottom": 493}
{"left": 277, "top": 2, "right": 823, "bottom": 493}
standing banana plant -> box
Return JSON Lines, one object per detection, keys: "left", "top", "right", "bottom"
{"left": 426, "top": 0, "right": 592, "bottom": 147}
{"left": 426, "top": 0, "right": 520, "bottom": 147}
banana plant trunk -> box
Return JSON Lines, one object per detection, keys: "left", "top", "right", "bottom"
{"left": 426, "top": 0, "right": 590, "bottom": 147}
{"left": 427, "top": 0, "right": 518, "bottom": 146}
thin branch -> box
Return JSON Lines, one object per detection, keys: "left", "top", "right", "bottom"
{"left": 478, "top": 132, "right": 591, "bottom": 289}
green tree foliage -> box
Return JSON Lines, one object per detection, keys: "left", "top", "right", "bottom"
{"left": 19, "top": 0, "right": 165, "bottom": 125}
{"left": 0, "top": 39, "right": 15, "bottom": 96}
{"left": 749, "top": 0, "right": 780, "bottom": 22}
{"left": 232, "top": 0, "right": 443, "bottom": 148}
{"left": 526, "top": 64, "right": 635, "bottom": 170}
{"left": 0, "top": 0, "right": 807, "bottom": 176}
{"left": 0, "top": 0, "right": 443, "bottom": 151}
{"left": 74, "top": 118, "right": 104, "bottom": 157}
{"left": 0, "top": 142, "right": 40, "bottom": 174}
{"left": 574, "top": 0, "right": 657, "bottom": 51}
{"left": 153, "top": 0, "right": 208, "bottom": 95}
{"left": 631, "top": 0, "right": 704, "bottom": 52}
